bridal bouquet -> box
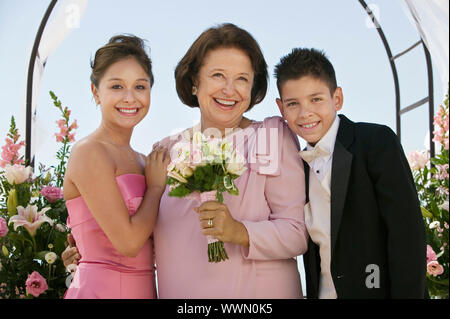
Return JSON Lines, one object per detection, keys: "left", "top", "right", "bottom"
{"left": 166, "top": 131, "right": 247, "bottom": 262}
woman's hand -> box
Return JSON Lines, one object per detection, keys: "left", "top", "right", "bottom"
{"left": 61, "top": 234, "right": 81, "bottom": 267}
{"left": 195, "top": 201, "right": 249, "bottom": 247}
{"left": 145, "top": 146, "right": 170, "bottom": 194}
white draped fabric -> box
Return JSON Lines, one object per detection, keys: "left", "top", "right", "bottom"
{"left": 18, "top": 0, "right": 87, "bottom": 162}
{"left": 402, "top": 0, "right": 449, "bottom": 100}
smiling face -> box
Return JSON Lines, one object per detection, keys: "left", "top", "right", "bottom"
{"left": 92, "top": 56, "right": 151, "bottom": 130}
{"left": 276, "top": 75, "right": 343, "bottom": 146}
{"left": 194, "top": 47, "right": 254, "bottom": 132}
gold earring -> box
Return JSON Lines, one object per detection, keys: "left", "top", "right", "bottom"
{"left": 192, "top": 86, "right": 198, "bottom": 95}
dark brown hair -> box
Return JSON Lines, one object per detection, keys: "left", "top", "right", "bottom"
{"left": 175, "top": 23, "right": 268, "bottom": 110}
{"left": 274, "top": 48, "right": 337, "bottom": 96}
{"left": 90, "top": 34, "right": 154, "bottom": 87}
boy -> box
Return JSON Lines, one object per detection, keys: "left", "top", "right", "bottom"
{"left": 275, "top": 48, "right": 427, "bottom": 298}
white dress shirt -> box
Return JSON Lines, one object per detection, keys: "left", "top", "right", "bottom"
{"left": 305, "top": 115, "right": 340, "bottom": 184}
{"left": 303, "top": 115, "right": 340, "bottom": 299}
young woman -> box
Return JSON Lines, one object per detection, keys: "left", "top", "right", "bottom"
{"left": 63, "top": 35, "right": 169, "bottom": 299}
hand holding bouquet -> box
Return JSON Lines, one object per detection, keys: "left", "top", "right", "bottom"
{"left": 166, "top": 131, "right": 247, "bottom": 262}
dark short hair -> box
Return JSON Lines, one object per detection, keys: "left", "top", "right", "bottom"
{"left": 274, "top": 48, "right": 337, "bottom": 96}
{"left": 90, "top": 34, "right": 154, "bottom": 87}
{"left": 175, "top": 23, "right": 268, "bottom": 111}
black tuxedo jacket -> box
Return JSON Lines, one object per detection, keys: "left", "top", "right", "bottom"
{"left": 303, "top": 114, "right": 427, "bottom": 299}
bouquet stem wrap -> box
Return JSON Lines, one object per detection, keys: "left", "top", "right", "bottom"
{"left": 199, "top": 190, "right": 229, "bottom": 262}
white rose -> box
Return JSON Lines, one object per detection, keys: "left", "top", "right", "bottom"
{"left": 226, "top": 152, "right": 247, "bottom": 176}
{"left": 55, "top": 223, "right": 66, "bottom": 232}
{"left": 45, "top": 252, "right": 57, "bottom": 264}
{"left": 440, "top": 201, "right": 449, "bottom": 212}
{"left": 4, "top": 164, "right": 32, "bottom": 185}
{"left": 66, "top": 263, "right": 77, "bottom": 274}
{"left": 429, "top": 221, "right": 440, "bottom": 229}
{"left": 168, "top": 170, "right": 188, "bottom": 183}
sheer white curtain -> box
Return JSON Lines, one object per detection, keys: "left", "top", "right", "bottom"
{"left": 402, "top": 0, "right": 449, "bottom": 100}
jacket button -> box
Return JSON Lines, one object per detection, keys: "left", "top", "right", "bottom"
{"left": 337, "top": 274, "right": 344, "bottom": 279}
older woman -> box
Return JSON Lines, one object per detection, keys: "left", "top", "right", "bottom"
{"left": 154, "top": 23, "right": 308, "bottom": 298}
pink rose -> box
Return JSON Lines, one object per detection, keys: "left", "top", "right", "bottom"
{"left": 40, "top": 186, "right": 63, "bottom": 203}
{"left": 25, "top": 271, "right": 48, "bottom": 297}
{"left": 427, "top": 261, "right": 444, "bottom": 277}
{"left": 0, "top": 217, "right": 8, "bottom": 238}
{"left": 426, "top": 245, "right": 437, "bottom": 263}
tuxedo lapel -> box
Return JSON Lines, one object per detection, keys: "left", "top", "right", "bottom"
{"left": 330, "top": 115, "right": 354, "bottom": 258}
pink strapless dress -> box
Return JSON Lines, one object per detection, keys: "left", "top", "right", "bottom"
{"left": 64, "top": 174, "right": 156, "bottom": 299}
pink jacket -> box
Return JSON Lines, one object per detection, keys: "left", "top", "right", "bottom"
{"left": 153, "top": 116, "right": 308, "bottom": 298}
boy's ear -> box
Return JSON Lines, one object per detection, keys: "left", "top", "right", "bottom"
{"left": 276, "top": 98, "right": 285, "bottom": 118}
{"left": 333, "top": 87, "right": 343, "bottom": 112}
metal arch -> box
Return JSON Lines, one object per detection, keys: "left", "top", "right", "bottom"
{"left": 23, "top": 1, "right": 437, "bottom": 164}
{"left": 358, "top": 0, "right": 435, "bottom": 158}
{"left": 25, "top": 0, "right": 58, "bottom": 167}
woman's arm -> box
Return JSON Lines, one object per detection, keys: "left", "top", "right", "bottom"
{"left": 67, "top": 142, "right": 169, "bottom": 257}
{"left": 241, "top": 120, "right": 309, "bottom": 260}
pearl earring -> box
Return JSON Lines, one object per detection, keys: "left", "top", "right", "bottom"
{"left": 192, "top": 86, "right": 198, "bottom": 95}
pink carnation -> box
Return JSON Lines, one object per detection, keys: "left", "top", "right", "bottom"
{"left": 427, "top": 261, "right": 444, "bottom": 277}
{"left": 40, "top": 186, "right": 64, "bottom": 203}
{"left": 426, "top": 245, "right": 437, "bottom": 263}
{"left": 0, "top": 217, "right": 8, "bottom": 238}
{"left": 25, "top": 271, "right": 48, "bottom": 297}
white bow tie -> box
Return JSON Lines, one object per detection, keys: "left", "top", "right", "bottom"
{"left": 299, "top": 146, "right": 330, "bottom": 163}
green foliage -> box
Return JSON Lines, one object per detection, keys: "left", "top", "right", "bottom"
{"left": 410, "top": 86, "right": 449, "bottom": 299}
{"left": 0, "top": 91, "right": 74, "bottom": 299}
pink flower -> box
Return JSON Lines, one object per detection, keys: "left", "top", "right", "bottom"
{"left": 432, "top": 130, "right": 443, "bottom": 143}
{"left": 406, "top": 150, "right": 429, "bottom": 170}
{"left": 427, "top": 261, "right": 444, "bottom": 277}
{"left": 68, "top": 133, "right": 75, "bottom": 143}
{"left": 434, "top": 115, "right": 442, "bottom": 126}
{"left": 426, "top": 245, "right": 437, "bottom": 263}
{"left": 8, "top": 205, "right": 53, "bottom": 236}
{"left": 56, "top": 119, "right": 66, "bottom": 128}
{"left": 435, "top": 164, "right": 449, "bottom": 180}
{"left": 0, "top": 217, "right": 8, "bottom": 238}
{"left": 69, "top": 120, "right": 78, "bottom": 130}
{"left": 25, "top": 271, "right": 48, "bottom": 297}
{"left": 4, "top": 164, "right": 32, "bottom": 184}
{"left": 55, "top": 133, "right": 64, "bottom": 143}
{"left": 40, "top": 186, "right": 63, "bottom": 203}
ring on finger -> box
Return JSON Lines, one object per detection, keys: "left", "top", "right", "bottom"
{"left": 207, "top": 218, "right": 213, "bottom": 228}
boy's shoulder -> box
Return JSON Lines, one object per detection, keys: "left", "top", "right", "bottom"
{"left": 339, "top": 114, "right": 397, "bottom": 143}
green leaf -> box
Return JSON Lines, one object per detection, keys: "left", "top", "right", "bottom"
{"left": 421, "top": 207, "right": 433, "bottom": 218}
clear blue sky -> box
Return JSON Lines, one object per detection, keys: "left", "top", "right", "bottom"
{"left": 0, "top": 0, "right": 445, "bottom": 167}
{"left": 0, "top": 0, "right": 446, "bottom": 295}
